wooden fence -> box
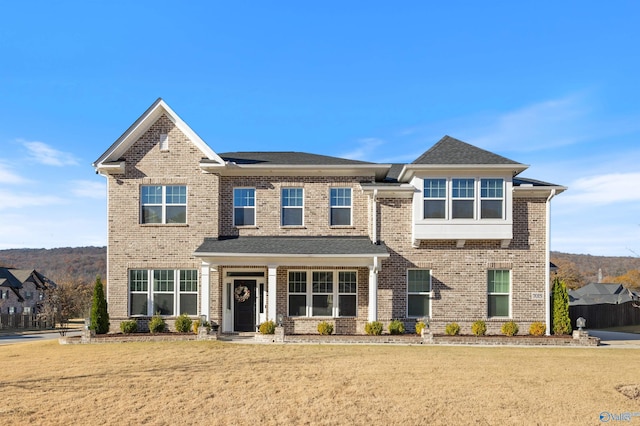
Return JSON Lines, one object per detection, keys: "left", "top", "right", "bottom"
{"left": 0, "top": 314, "right": 54, "bottom": 330}
{"left": 570, "top": 301, "right": 640, "bottom": 329}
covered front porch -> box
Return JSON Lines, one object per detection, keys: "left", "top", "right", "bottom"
{"left": 194, "top": 236, "right": 389, "bottom": 334}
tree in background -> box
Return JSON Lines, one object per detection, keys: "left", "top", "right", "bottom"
{"left": 603, "top": 269, "right": 640, "bottom": 290}
{"left": 90, "top": 276, "right": 109, "bottom": 334}
{"left": 552, "top": 277, "right": 572, "bottom": 335}
{"left": 38, "top": 275, "right": 94, "bottom": 327}
{"left": 550, "top": 257, "right": 585, "bottom": 289}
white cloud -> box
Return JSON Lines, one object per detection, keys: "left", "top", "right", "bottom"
{"left": 70, "top": 180, "right": 106, "bottom": 199}
{"left": 0, "top": 189, "right": 66, "bottom": 210}
{"left": 0, "top": 161, "right": 27, "bottom": 184}
{"left": 339, "top": 137, "right": 386, "bottom": 161}
{"left": 557, "top": 172, "right": 640, "bottom": 207}
{"left": 22, "top": 140, "right": 79, "bottom": 166}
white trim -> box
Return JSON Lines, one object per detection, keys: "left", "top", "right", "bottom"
{"left": 487, "top": 269, "right": 512, "bottom": 319}
{"left": 545, "top": 189, "right": 557, "bottom": 336}
{"left": 268, "top": 266, "right": 277, "bottom": 322}
{"left": 200, "top": 262, "right": 210, "bottom": 321}
{"left": 281, "top": 187, "right": 304, "bottom": 227}
{"left": 233, "top": 187, "right": 256, "bottom": 227}
{"left": 329, "top": 187, "right": 352, "bottom": 227}
{"left": 286, "top": 269, "right": 358, "bottom": 319}
{"left": 407, "top": 269, "right": 432, "bottom": 319}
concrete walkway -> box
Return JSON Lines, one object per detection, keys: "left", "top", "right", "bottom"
{"left": 588, "top": 330, "right": 640, "bottom": 347}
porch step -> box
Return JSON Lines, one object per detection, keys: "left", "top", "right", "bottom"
{"left": 218, "top": 332, "right": 256, "bottom": 342}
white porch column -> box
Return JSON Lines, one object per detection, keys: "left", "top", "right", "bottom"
{"left": 200, "top": 262, "right": 210, "bottom": 321}
{"left": 268, "top": 265, "right": 277, "bottom": 321}
{"left": 368, "top": 257, "right": 379, "bottom": 322}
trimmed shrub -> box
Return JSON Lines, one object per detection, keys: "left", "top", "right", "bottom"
{"left": 175, "top": 314, "right": 192, "bottom": 333}
{"left": 365, "top": 321, "right": 383, "bottom": 336}
{"left": 501, "top": 321, "right": 519, "bottom": 337}
{"left": 148, "top": 313, "right": 166, "bottom": 334}
{"left": 552, "top": 277, "right": 572, "bottom": 335}
{"left": 193, "top": 319, "right": 211, "bottom": 334}
{"left": 529, "top": 321, "right": 546, "bottom": 336}
{"left": 415, "top": 321, "right": 427, "bottom": 336}
{"left": 90, "top": 276, "right": 109, "bottom": 334}
{"left": 317, "top": 321, "right": 334, "bottom": 335}
{"left": 471, "top": 320, "right": 487, "bottom": 336}
{"left": 120, "top": 320, "right": 138, "bottom": 334}
{"left": 259, "top": 320, "right": 276, "bottom": 334}
{"left": 388, "top": 320, "right": 405, "bottom": 335}
{"left": 445, "top": 322, "right": 461, "bottom": 336}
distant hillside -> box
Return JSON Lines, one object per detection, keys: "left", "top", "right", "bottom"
{"left": 551, "top": 251, "right": 640, "bottom": 286}
{"left": 0, "top": 246, "right": 106, "bottom": 285}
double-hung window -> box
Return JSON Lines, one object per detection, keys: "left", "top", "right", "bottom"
{"left": 407, "top": 269, "right": 431, "bottom": 317}
{"left": 234, "top": 188, "right": 255, "bottom": 226}
{"left": 481, "top": 179, "right": 504, "bottom": 219}
{"left": 488, "top": 270, "right": 510, "bottom": 317}
{"left": 141, "top": 185, "right": 187, "bottom": 224}
{"left": 423, "top": 179, "right": 446, "bottom": 219}
{"left": 129, "top": 269, "right": 198, "bottom": 316}
{"left": 288, "top": 270, "right": 357, "bottom": 318}
{"left": 330, "top": 188, "right": 352, "bottom": 226}
{"left": 451, "top": 179, "right": 475, "bottom": 219}
{"left": 281, "top": 188, "right": 303, "bottom": 226}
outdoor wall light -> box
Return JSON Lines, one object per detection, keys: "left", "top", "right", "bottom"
{"left": 576, "top": 317, "right": 586, "bottom": 330}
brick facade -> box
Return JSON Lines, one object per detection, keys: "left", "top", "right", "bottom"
{"left": 97, "top": 101, "right": 559, "bottom": 335}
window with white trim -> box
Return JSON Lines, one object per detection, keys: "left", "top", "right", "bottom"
{"left": 407, "top": 269, "right": 431, "bottom": 317}
{"left": 1, "top": 290, "right": 8, "bottom": 299}
{"left": 23, "top": 306, "right": 31, "bottom": 315}
{"left": 288, "top": 270, "right": 357, "bottom": 318}
{"left": 141, "top": 185, "right": 187, "bottom": 224}
{"left": 8, "top": 306, "right": 15, "bottom": 314}
{"left": 423, "top": 179, "right": 446, "bottom": 219}
{"left": 481, "top": 179, "right": 504, "bottom": 219}
{"left": 488, "top": 270, "right": 510, "bottom": 317}
{"left": 234, "top": 188, "right": 255, "bottom": 226}
{"left": 159, "top": 133, "right": 169, "bottom": 151}
{"left": 25, "top": 291, "right": 33, "bottom": 300}
{"left": 129, "top": 269, "right": 198, "bottom": 316}
{"left": 452, "top": 179, "right": 475, "bottom": 219}
{"left": 281, "top": 188, "right": 303, "bottom": 226}
{"left": 330, "top": 188, "right": 352, "bottom": 226}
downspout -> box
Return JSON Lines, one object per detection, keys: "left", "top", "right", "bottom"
{"left": 545, "top": 189, "right": 557, "bottom": 336}
{"left": 372, "top": 189, "right": 378, "bottom": 244}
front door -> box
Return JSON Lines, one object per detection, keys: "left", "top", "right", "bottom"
{"left": 233, "top": 279, "right": 256, "bottom": 332}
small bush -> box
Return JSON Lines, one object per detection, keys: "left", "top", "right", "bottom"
{"left": 365, "top": 321, "right": 383, "bottom": 336}
{"left": 529, "top": 321, "right": 546, "bottom": 336}
{"left": 259, "top": 320, "right": 276, "bottom": 334}
{"left": 388, "top": 320, "right": 405, "bottom": 335}
{"left": 415, "top": 321, "right": 427, "bottom": 336}
{"left": 148, "top": 313, "right": 166, "bottom": 334}
{"left": 120, "top": 320, "right": 138, "bottom": 334}
{"left": 174, "top": 314, "right": 193, "bottom": 333}
{"left": 445, "top": 322, "right": 461, "bottom": 336}
{"left": 471, "top": 320, "right": 487, "bottom": 336}
{"left": 317, "top": 321, "right": 334, "bottom": 335}
{"left": 501, "top": 321, "right": 519, "bottom": 336}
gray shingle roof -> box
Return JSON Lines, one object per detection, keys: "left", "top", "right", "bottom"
{"left": 514, "top": 177, "right": 563, "bottom": 187}
{"left": 412, "top": 135, "right": 523, "bottom": 165}
{"left": 568, "top": 283, "right": 639, "bottom": 305}
{"left": 195, "top": 236, "right": 388, "bottom": 256}
{"left": 219, "top": 152, "right": 374, "bottom": 166}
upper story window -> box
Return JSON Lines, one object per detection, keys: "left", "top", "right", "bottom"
{"left": 330, "top": 188, "right": 352, "bottom": 226}
{"left": 422, "top": 178, "right": 505, "bottom": 220}
{"left": 423, "top": 179, "right": 446, "bottom": 219}
{"left": 234, "top": 188, "right": 255, "bottom": 226}
{"left": 481, "top": 179, "right": 504, "bottom": 219}
{"left": 159, "top": 133, "right": 169, "bottom": 151}
{"left": 452, "top": 179, "right": 475, "bottom": 219}
{"left": 281, "top": 188, "right": 303, "bottom": 226}
{"left": 141, "top": 185, "right": 187, "bottom": 224}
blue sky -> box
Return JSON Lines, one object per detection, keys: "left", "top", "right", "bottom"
{"left": 1, "top": 2, "right": 639, "bottom": 256}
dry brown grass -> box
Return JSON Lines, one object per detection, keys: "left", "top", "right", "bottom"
{"left": 1, "top": 340, "right": 639, "bottom": 425}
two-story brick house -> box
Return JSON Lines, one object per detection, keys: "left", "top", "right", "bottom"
{"left": 94, "top": 98, "right": 565, "bottom": 335}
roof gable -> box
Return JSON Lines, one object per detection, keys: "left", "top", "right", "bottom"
{"left": 413, "top": 136, "right": 523, "bottom": 165}
{"left": 93, "top": 98, "right": 224, "bottom": 171}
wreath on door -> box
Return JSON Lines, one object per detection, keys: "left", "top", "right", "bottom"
{"left": 234, "top": 285, "right": 251, "bottom": 303}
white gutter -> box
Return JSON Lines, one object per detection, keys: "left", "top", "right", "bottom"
{"left": 372, "top": 189, "right": 378, "bottom": 244}
{"left": 545, "top": 189, "right": 557, "bottom": 336}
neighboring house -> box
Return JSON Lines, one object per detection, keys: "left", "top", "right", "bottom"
{"left": 0, "top": 268, "right": 56, "bottom": 315}
{"left": 93, "top": 98, "right": 566, "bottom": 335}
{"left": 569, "top": 283, "right": 640, "bottom": 329}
